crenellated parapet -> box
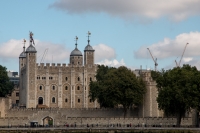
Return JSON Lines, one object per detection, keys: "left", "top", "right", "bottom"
{"left": 36, "top": 63, "right": 69, "bottom": 69}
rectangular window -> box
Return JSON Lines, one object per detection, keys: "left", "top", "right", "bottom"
{"left": 16, "top": 92, "right": 19, "bottom": 97}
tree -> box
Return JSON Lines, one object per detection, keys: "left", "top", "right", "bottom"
{"left": 0, "top": 65, "right": 14, "bottom": 97}
{"left": 153, "top": 64, "right": 200, "bottom": 127}
{"left": 89, "top": 65, "right": 116, "bottom": 108}
{"left": 89, "top": 65, "right": 146, "bottom": 117}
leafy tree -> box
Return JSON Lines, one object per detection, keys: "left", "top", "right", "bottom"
{"left": 89, "top": 65, "right": 146, "bottom": 117}
{"left": 0, "top": 65, "right": 14, "bottom": 97}
{"left": 153, "top": 64, "right": 200, "bottom": 127}
{"left": 89, "top": 65, "right": 116, "bottom": 107}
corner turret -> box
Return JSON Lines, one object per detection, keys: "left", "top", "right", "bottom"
{"left": 70, "top": 36, "right": 83, "bottom": 66}
{"left": 84, "top": 31, "right": 95, "bottom": 66}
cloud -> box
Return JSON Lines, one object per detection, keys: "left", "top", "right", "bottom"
{"left": 178, "top": 58, "right": 200, "bottom": 70}
{"left": 0, "top": 39, "right": 71, "bottom": 63}
{"left": 50, "top": 0, "right": 200, "bottom": 21}
{"left": 97, "top": 59, "right": 125, "bottom": 68}
{"left": 134, "top": 31, "right": 200, "bottom": 59}
{"left": 93, "top": 44, "right": 116, "bottom": 61}
{"left": 0, "top": 40, "right": 123, "bottom": 68}
{"left": 92, "top": 43, "right": 125, "bottom": 67}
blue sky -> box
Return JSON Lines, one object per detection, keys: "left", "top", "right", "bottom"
{"left": 1, "top": 0, "right": 200, "bottom": 72}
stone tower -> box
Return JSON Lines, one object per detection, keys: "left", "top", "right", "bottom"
{"left": 84, "top": 31, "right": 95, "bottom": 66}
{"left": 140, "top": 70, "right": 163, "bottom": 117}
{"left": 69, "top": 36, "right": 83, "bottom": 66}
{"left": 19, "top": 39, "right": 26, "bottom": 75}
{"left": 19, "top": 39, "right": 26, "bottom": 106}
{"left": 25, "top": 32, "right": 37, "bottom": 108}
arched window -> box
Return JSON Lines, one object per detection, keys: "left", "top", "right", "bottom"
{"left": 38, "top": 97, "right": 43, "bottom": 104}
{"left": 52, "top": 85, "right": 55, "bottom": 90}
{"left": 77, "top": 86, "right": 80, "bottom": 90}
{"left": 52, "top": 97, "right": 55, "bottom": 103}
{"left": 78, "top": 99, "right": 80, "bottom": 103}
{"left": 90, "top": 99, "right": 92, "bottom": 103}
{"left": 90, "top": 77, "right": 92, "bottom": 81}
{"left": 78, "top": 77, "right": 80, "bottom": 81}
{"left": 39, "top": 86, "right": 42, "bottom": 90}
{"left": 65, "top": 86, "right": 68, "bottom": 90}
{"left": 65, "top": 98, "right": 68, "bottom": 102}
{"left": 65, "top": 77, "right": 68, "bottom": 81}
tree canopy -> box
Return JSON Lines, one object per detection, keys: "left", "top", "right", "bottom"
{"left": 0, "top": 65, "right": 14, "bottom": 97}
{"left": 152, "top": 64, "right": 200, "bottom": 127}
{"left": 89, "top": 65, "right": 146, "bottom": 116}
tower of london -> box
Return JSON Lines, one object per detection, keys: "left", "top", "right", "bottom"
{"left": 19, "top": 32, "right": 98, "bottom": 108}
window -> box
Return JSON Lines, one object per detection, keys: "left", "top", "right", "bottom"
{"left": 52, "top": 97, "right": 55, "bottom": 103}
{"left": 16, "top": 100, "right": 19, "bottom": 104}
{"left": 39, "top": 86, "right": 42, "bottom": 90}
{"left": 65, "top": 77, "right": 68, "bottom": 81}
{"left": 52, "top": 86, "right": 55, "bottom": 90}
{"left": 90, "top": 99, "right": 92, "bottom": 103}
{"left": 65, "top": 86, "right": 68, "bottom": 90}
{"left": 77, "top": 86, "right": 80, "bottom": 90}
{"left": 78, "top": 99, "right": 80, "bottom": 103}
{"left": 65, "top": 98, "right": 68, "bottom": 102}
{"left": 78, "top": 77, "right": 80, "bottom": 81}
{"left": 16, "top": 92, "right": 19, "bottom": 97}
{"left": 90, "top": 77, "right": 92, "bottom": 81}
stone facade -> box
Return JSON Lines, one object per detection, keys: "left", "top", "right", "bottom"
{"left": 19, "top": 33, "right": 98, "bottom": 109}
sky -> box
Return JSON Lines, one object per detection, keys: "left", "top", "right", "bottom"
{"left": 1, "top": 0, "right": 200, "bottom": 72}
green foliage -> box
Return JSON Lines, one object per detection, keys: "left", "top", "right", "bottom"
{"left": 0, "top": 65, "right": 14, "bottom": 97}
{"left": 89, "top": 65, "right": 146, "bottom": 116}
{"left": 153, "top": 64, "right": 200, "bottom": 127}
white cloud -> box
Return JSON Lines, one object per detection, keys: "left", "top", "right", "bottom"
{"left": 182, "top": 57, "right": 193, "bottom": 63}
{"left": 50, "top": 0, "right": 200, "bottom": 21}
{"left": 93, "top": 44, "right": 116, "bottom": 61}
{"left": 92, "top": 43, "right": 125, "bottom": 67}
{"left": 0, "top": 39, "right": 71, "bottom": 64}
{"left": 134, "top": 31, "right": 200, "bottom": 59}
{"left": 97, "top": 59, "right": 125, "bottom": 68}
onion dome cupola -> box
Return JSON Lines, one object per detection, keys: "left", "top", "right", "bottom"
{"left": 84, "top": 31, "right": 95, "bottom": 66}
{"left": 70, "top": 36, "right": 83, "bottom": 66}
{"left": 26, "top": 31, "right": 37, "bottom": 53}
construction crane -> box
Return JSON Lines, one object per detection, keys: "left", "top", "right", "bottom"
{"left": 40, "top": 48, "right": 48, "bottom": 63}
{"left": 147, "top": 48, "right": 158, "bottom": 71}
{"left": 175, "top": 59, "right": 178, "bottom": 67}
{"left": 175, "top": 43, "right": 189, "bottom": 67}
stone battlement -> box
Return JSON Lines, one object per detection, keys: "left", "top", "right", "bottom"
{"left": 36, "top": 63, "right": 68, "bottom": 68}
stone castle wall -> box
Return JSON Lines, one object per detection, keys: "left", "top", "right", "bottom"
{"left": 0, "top": 108, "right": 192, "bottom": 127}
{"left": 0, "top": 97, "right": 11, "bottom": 117}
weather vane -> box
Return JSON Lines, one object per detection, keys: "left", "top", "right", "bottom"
{"left": 87, "top": 31, "right": 91, "bottom": 45}
{"left": 75, "top": 36, "right": 78, "bottom": 48}
{"left": 29, "top": 31, "right": 35, "bottom": 45}
{"left": 22, "top": 39, "right": 26, "bottom": 51}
